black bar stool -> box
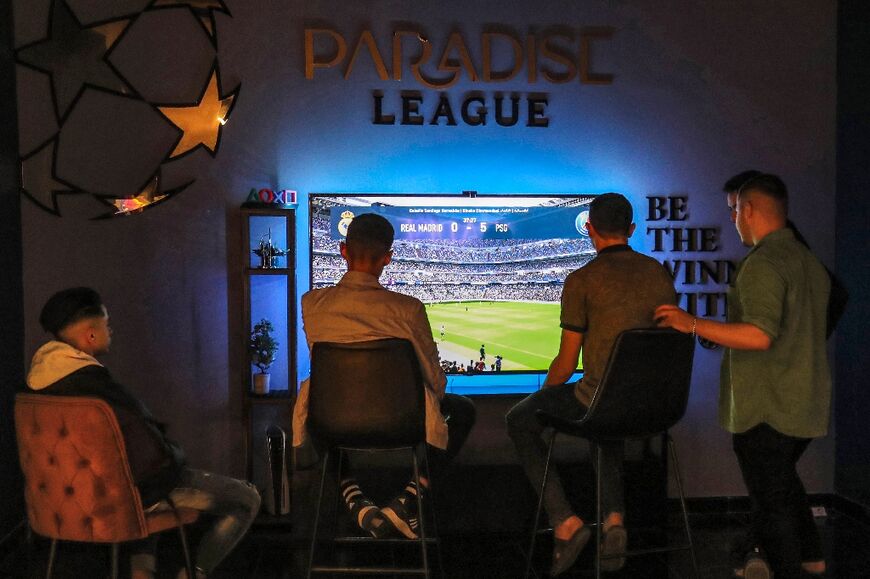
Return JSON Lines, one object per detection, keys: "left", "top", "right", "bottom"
{"left": 525, "top": 328, "right": 700, "bottom": 578}
{"left": 306, "top": 338, "right": 440, "bottom": 578}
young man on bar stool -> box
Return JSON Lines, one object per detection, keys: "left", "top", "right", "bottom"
{"left": 293, "top": 213, "right": 476, "bottom": 539}
{"left": 657, "top": 174, "right": 832, "bottom": 579}
{"left": 506, "top": 193, "right": 676, "bottom": 575}
{"left": 27, "top": 288, "right": 261, "bottom": 579}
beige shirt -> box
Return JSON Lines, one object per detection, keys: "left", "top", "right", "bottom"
{"left": 293, "top": 271, "right": 449, "bottom": 449}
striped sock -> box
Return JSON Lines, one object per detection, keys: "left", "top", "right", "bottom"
{"left": 341, "top": 478, "right": 377, "bottom": 527}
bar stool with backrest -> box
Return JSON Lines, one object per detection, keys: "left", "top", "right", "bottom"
{"left": 524, "top": 328, "right": 700, "bottom": 579}
{"left": 305, "top": 338, "right": 438, "bottom": 578}
{"left": 14, "top": 393, "right": 198, "bottom": 579}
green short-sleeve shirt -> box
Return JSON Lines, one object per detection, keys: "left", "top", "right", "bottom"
{"left": 719, "top": 228, "right": 832, "bottom": 438}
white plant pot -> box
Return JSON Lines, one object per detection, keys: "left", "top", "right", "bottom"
{"left": 253, "top": 372, "right": 271, "bottom": 395}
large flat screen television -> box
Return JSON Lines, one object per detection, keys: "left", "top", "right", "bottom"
{"left": 309, "top": 193, "right": 596, "bottom": 395}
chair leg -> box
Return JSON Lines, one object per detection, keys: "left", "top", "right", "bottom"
{"left": 25, "top": 521, "right": 34, "bottom": 573}
{"left": 177, "top": 524, "right": 196, "bottom": 579}
{"left": 45, "top": 538, "right": 57, "bottom": 579}
{"left": 594, "top": 443, "right": 604, "bottom": 579}
{"left": 111, "top": 543, "right": 119, "bottom": 579}
{"left": 412, "top": 447, "right": 430, "bottom": 579}
{"left": 668, "top": 435, "right": 700, "bottom": 579}
{"left": 306, "top": 448, "right": 331, "bottom": 579}
{"left": 329, "top": 449, "right": 346, "bottom": 565}
{"left": 525, "top": 431, "right": 556, "bottom": 579}
{"left": 166, "top": 497, "right": 197, "bottom": 579}
{"left": 421, "top": 445, "right": 444, "bottom": 579}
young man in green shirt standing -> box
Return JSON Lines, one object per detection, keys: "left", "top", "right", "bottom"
{"left": 656, "top": 174, "right": 831, "bottom": 579}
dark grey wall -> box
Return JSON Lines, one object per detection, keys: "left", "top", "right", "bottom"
{"left": 0, "top": 0, "right": 25, "bottom": 540}
{"left": 834, "top": 0, "right": 870, "bottom": 510}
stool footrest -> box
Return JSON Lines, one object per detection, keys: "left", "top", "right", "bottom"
{"left": 332, "top": 536, "right": 438, "bottom": 544}
{"left": 310, "top": 565, "right": 427, "bottom": 574}
{"left": 606, "top": 543, "right": 694, "bottom": 559}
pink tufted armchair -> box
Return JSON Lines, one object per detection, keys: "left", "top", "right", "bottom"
{"left": 14, "top": 393, "right": 198, "bottom": 579}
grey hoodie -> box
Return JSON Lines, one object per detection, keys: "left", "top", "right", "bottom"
{"left": 27, "top": 341, "right": 101, "bottom": 390}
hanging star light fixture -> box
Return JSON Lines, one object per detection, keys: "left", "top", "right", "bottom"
{"left": 157, "top": 64, "right": 239, "bottom": 159}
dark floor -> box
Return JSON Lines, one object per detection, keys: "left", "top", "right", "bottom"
{"left": 3, "top": 505, "right": 869, "bottom": 579}
{"left": 3, "top": 461, "right": 868, "bottom": 579}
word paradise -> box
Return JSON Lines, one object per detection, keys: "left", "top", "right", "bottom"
{"left": 646, "top": 196, "right": 737, "bottom": 318}
{"left": 304, "top": 25, "right": 615, "bottom": 127}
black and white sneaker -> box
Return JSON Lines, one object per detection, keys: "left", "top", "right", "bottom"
{"left": 341, "top": 480, "right": 391, "bottom": 539}
{"left": 381, "top": 484, "right": 421, "bottom": 539}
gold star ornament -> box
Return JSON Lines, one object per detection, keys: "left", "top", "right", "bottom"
{"left": 157, "top": 67, "right": 238, "bottom": 158}
{"left": 110, "top": 174, "right": 165, "bottom": 214}
{"left": 100, "top": 172, "right": 194, "bottom": 218}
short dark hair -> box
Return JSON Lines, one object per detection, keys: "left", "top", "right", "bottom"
{"left": 39, "top": 287, "right": 104, "bottom": 336}
{"left": 738, "top": 173, "right": 789, "bottom": 214}
{"left": 345, "top": 213, "right": 394, "bottom": 258}
{"left": 723, "top": 170, "right": 762, "bottom": 193}
{"left": 589, "top": 193, "right": 633, "bottom": 236}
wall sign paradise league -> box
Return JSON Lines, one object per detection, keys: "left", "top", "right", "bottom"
{"left": 304, "top": 25, "right": 616, "bottom": 127}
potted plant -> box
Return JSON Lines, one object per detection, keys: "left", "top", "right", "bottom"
{"left": 249, "top": 318, "right": 279, "bottom": 394}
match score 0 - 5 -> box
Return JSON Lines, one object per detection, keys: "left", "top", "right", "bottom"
{"left": 397, "top": 219, "right": 510, "bottom": 237}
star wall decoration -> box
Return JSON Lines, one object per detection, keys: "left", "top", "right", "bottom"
{"left": 19, "top": 138, "right": 81, "bottom": 215}
{"left": 94, "top": 171, "right": 194, "bottom": 218}
{"left": 16, "top": 0, "right": 137, "bottom": 121}
{"left": 157, "top": 64, "right": 239, "bottom": 159}
{"left": 147, "top": 0, "right": 231, "bottom": 48}
{"left": 109, "top": 173, "right": 164, "bottom": 214}
{"left": 15, "top": 1, "right": 239, "bottom": 218}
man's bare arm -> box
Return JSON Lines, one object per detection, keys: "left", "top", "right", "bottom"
{"left": 543, "top": 329, "right": 583, "bottom": 386}
{"left": 654, "top": 304, "right": 771, "bottom": 351}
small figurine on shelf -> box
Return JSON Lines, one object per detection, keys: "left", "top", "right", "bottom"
{"left": 249, "top": 318, "right": 279, "bottom": 394}
{"left": 252, "top": 228, "right": 288, "bottom": 269}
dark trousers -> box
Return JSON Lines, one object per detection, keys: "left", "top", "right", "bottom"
{"left": 427, "top": 393, "right": 476, "bottom": 482}
{"left": 506, "top": 383, "right": 625, "bottom": 526}
{"left": 308, "top": 393, "right": 476, "bottom": 488}
{"left": 732, "top": 423, "right": 823, "bottom": 579}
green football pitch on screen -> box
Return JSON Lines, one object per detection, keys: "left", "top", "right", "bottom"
{"left": 426, "top": 301, "right": 581, "bottom": 372}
